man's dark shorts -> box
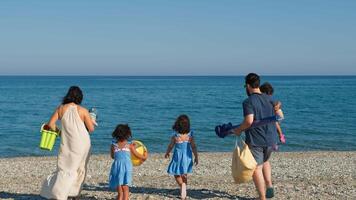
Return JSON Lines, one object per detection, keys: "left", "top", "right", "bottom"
{"left": 249, "top": 146, "right": 273, "bottom": 165}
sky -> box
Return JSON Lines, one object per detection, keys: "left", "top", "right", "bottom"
{"left": 0, "top": 0, "right": 355, "bottom": 76}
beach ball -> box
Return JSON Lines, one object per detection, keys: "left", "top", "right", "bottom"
{"left": 131, "top": 140, "right": 147, "bottom": 166}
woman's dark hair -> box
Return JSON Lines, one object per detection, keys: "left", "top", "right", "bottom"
{"left": 245, "top": 73, "right": 260, "bottom": 88}
{"left": 112, "top": 124, "right": 132, "bottom": 142}
{"left": 62, "top": 86, "right": 83, "bottom": 105}
{"left": 172, "top": 114, "right": 190, "bottom": 134}
{"left": 260, "top": 82, "right": 274, "bottom": 95}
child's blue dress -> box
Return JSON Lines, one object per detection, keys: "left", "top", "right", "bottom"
{"left": 167, "top": 132, "right": 193, "bottom": 175}
{"left": 109, "top": 142, "right": 132, "bottom": 189}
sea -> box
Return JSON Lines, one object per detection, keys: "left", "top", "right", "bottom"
{"left": 0, "top": 76, "right": 355, "bottom": 158}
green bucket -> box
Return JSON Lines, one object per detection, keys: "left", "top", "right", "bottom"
{"left": 39, "top": 124, "right": 60, "bottom": 151}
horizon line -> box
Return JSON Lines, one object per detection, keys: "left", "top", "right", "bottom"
{"left": 0, "top": 74, "right": 356, "bottom": 77}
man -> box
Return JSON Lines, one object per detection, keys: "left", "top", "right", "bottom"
{"left": 233, "top": 73, "right": 277, "bottom": 200}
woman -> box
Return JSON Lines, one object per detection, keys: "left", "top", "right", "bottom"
{"left": 40, "top": 86, "right": 95, "bottom": 200}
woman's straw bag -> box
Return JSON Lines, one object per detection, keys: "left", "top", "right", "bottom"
{"left": 232, "top": 136, "right": 257, "bottom": 183}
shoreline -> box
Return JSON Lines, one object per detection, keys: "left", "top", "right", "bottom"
{"left": 2, "top": 149, "right": 355, "bottom": 159}
{"left": 1, "top": 151, "right": 355, "bottom": 199}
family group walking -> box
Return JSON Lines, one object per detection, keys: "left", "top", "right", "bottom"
{"left": 40, "top": 73, "right": 283, "bottom": 200}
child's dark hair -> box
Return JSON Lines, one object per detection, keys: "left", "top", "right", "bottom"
{"left": 260, "top": 82, "right": 274, "bottom": 95}
{"left": 172, "top": 114, "right": 190, "bottom": 134}
{"left": 112, "top": 124, "right": 132, "bottom": 141}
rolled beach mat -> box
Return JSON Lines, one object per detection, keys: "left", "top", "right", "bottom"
{"left": 215, "top": 115, "right": 284, "bottom": 138}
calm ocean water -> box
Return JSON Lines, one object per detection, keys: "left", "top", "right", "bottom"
{"left": 0, "top": 76, "right": 355, "bottom": 157}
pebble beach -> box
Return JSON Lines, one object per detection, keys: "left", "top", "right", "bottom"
{"left": 0, "top": 151, "right": 355, "bottom": 200}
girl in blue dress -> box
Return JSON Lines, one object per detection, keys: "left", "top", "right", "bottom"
{"left": 165, "top": 114, "right": 199, "bottom": 200}
{"left": 109, "top": 124, "right": 147, "bottom": 200}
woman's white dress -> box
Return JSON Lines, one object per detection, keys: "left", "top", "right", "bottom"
{"left": 40, "top": 105, "right": 91, "bottom": 200}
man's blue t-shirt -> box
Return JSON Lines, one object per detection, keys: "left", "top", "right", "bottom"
{"left": 243, "top": 93, "right": 277, "bottom": 147}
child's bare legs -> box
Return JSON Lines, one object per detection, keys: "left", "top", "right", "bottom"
{"left": 182, "top": 174, "right": 187, "bottom": 184}
{"left": 117, "top": 186, "right": 123, "bottom": 200}
{"left": 122, "top": 185, "right": 129, "bottom": 200}
{"left": 182, "top": 174, "right": 188, "bottom": 199}
{"left": 174, "top": 175, "right": 187, "bottom": 199}
{"left": 275, "top": 123, "right": 285, "bottom": 144}
{"left": 116, "top": 185, "right": 129, "bottom": 200}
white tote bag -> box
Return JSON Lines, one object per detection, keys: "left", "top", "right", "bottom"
{"left": 231, "top": 136, "right": 257, "bottom": 184}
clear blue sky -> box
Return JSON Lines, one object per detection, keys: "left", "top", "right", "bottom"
{"left": 1, "top": 0, "right": 355, "bottom": 75}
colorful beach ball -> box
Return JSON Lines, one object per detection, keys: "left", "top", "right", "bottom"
{"left": 131, "top": 140, "right": 147, "bottom": 166}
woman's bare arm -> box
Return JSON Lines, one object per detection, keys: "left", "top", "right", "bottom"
{"left": 48, "top": 107, "right": 60, "bottom": 130}
{"left": 82, "top": 108, "right": 95, "bottom": 132}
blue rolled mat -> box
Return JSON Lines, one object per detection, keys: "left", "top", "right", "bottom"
{"left": 215, "top": 115, "right": 283, "bottom": 138}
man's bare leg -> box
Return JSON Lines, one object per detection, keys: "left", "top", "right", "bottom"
{"left": 263, "top": 161, "right": 272, "bottom": 188}
{"left": 253, "top": 165, "right": 266, "bottom": 200}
